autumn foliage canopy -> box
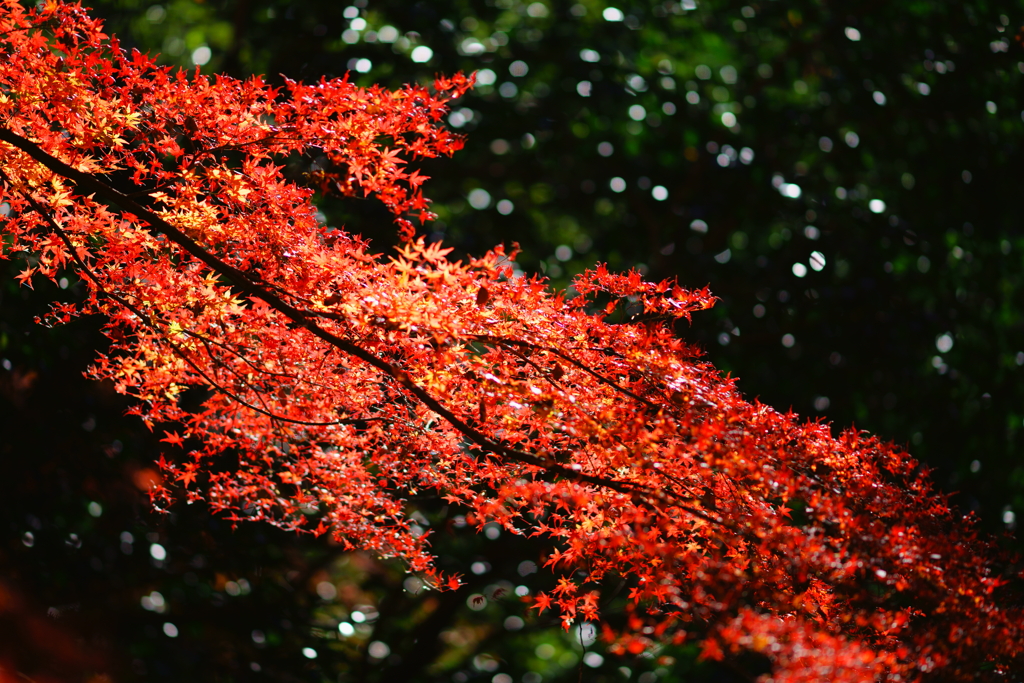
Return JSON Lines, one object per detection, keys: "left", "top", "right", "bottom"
{"left": 1, "top": 3, "right": 1021, "bottom": 681}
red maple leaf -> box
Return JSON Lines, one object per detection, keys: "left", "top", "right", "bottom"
{"left": 160, "top": 430, "right": 185, "bottom": 447}
{"left": 531, "top": 592, "right": 553, "bottom": 615}
{"left": 15, "top": 267, "right": 34, "bottom": 289}
{"left": 175, "top": 463, "right": 198, "bottom": 487}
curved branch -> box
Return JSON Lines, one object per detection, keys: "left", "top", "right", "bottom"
{"left": 0, "top": 167, "right": 375, "bottom": 431}
{"left": 0, "top": 126, "right": 726, "bottom": 519}
{"left": 472, "top": 334, "right": 659, "bottom": 411}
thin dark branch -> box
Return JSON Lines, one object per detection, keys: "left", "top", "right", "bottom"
{"left": 0, "top": 166, "right": 367, "bottom": 430}
{"left": 472, "top": 334, "right": 659, "bottom": 411}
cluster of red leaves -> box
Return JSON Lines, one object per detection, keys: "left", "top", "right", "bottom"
{"left": 1, "top": 3, "right": 1021, "bottom": 681}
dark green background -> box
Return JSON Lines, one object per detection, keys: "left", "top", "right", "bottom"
{"left": 2, "top": 1, "right": 1022, "bottom": 681}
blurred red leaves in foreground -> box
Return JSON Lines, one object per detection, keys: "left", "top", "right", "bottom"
{"left": 0, "top": 579, "right": 108, "bottom": 683}
{"left": 1, "top": 2, "right": 1021, "bottom": 680}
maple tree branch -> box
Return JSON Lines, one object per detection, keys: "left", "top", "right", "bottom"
{"left": 180, "top": 334, "right": 368, "bottom": 428}
{"left": 299, "top": 314, "right": 663, "bottom": 413}
{"left": 656, "top": 467, "right": 703, "bottom": 502}
{"left": 4, "top": 139, "right": 726, "bottom": 531}
{"left": 500, "top": 344, "right": 567, "bottom": 390}
{"left": 188, "top": 131, "right": 290, "bottom": 161}
{"left": 3, "top": 149, "right": 731, "bottom": 539}
{"left": 183, "top": 328, "right": 355, "bottom": 396}
{"left": 0, "top": 165, "right": 152, "bottom": 320}
{"left": 0, "top": 126, "right": 665, "bottom": 502}
{"left": 474, "top": 334, "right": 660, "bottom": 411}
{"left": 0, "top": 165, "right": 367, "bottom": 431}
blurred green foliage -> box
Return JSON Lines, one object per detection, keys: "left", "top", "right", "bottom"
{"left": 3, "top": 0, "right": 1024, "bottom": 681}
